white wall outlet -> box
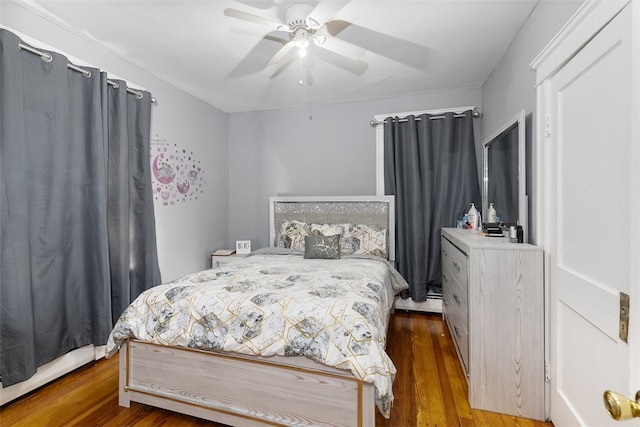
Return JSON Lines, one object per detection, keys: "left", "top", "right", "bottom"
{"left": 236, "top": 240, "right": 251, "bottom": 254}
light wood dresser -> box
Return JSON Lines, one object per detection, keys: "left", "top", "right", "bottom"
{"left": 441, "top": 228, "right": 544, "bottom": 420}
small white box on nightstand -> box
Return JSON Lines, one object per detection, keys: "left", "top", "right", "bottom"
{"left": 235, "top": 240, "right": 251, "bottom": 255}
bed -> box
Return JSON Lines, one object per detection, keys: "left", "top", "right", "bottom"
{"left": 106, "top": 195, "right": 407, "bottom": 427}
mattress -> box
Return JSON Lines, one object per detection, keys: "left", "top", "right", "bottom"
{"left": 105, "top": 249, "right": 409, "bottom": 417}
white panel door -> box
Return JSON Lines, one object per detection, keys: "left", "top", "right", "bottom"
{"left": 546, "top": 5, "right": 638, "bottom": 425}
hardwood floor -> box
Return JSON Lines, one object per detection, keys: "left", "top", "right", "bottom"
{"left": 0, "top": 312, "right": 553, "bottom": 427}
{"left": 376, "top": 312, "right": 552, "bottom": 427}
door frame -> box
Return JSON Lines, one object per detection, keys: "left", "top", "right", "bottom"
{"left": 531, "top": 0, "right": 639, "bottom": 421}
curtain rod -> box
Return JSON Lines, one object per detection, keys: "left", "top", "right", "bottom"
{"left": 369, "top": 109, "right": 480, "bottom": 127}
{"left": 18, "top": 42, "right": 157, "bottom": 104}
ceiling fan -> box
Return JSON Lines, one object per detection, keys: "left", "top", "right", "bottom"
{"left": 224, "top": 1, "right": 368, "bottom": 79}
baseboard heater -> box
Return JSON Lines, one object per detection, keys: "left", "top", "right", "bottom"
{"left": 0, "top": 345, "right": 105, "bottom": 405}
{"left": 394, "top": 296, "right": 442, "bottom": 313}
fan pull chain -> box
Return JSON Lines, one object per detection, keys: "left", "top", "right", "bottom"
{"left": 307, "top": 82, "right": 313, "bottom": 120}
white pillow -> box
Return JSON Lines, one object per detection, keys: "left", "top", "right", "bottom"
{"left": 277, "top": 220, "right": 311, "bottom": 251}
{"left": 339, "top": 223, "right": 387, "bottom": 258}
{"left": 310, "top": 223, "right": 344, "bottom": 237}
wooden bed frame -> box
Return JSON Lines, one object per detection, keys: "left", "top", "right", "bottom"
{"left": 118, "top": 196, "right": 395, "bottom": 427}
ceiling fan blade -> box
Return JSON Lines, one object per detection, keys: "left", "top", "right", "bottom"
{"left": 325, "top": 20, "right": 430, "bottom": 69}
{"left": 306, "top": 66, "right": 314, "bottom": 86}
{"left": 307, "top": 0, "right": 350, "bottom": 29}
{"left": 325, "top": 19, "right": 351, "bottom": 37}
{"left": 232, "top": 0, "right": 273, "bottom": 10}
{"left": 314, "top": 34, "right": 365, "bottom": 59}
{"left": 224, "top": 8, "right": 288, "bottom": 31}
{"left": 267, "top": 42, "right": 295, "bottom": 66}
{"left": 270, "top": 56, "right": 296, "bottom": 80}
{"left": 315, "top": 45, "right": 368, "bottom": 75}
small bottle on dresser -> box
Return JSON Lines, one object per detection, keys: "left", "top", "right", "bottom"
{"left": 509, "top": 225, "right": 517, "bottom": 242}
{"left": 467, "top": 203, "right": 479, "bottom": 229}
{"left": 488, "top": 203, "right": 497, "bottom": 223}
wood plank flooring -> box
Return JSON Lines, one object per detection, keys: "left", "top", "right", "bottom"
{"left": 0, "top": 312, "right": 553, "bottom": 427}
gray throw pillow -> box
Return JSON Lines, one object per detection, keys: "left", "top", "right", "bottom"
{"left": 304, "top": 235, "right": 340, "bottom": 259}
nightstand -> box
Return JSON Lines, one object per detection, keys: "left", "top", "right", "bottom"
{"left": 211, "top": 253, "right": 247, "bottom": 268}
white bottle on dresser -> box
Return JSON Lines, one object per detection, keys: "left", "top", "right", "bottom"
{"left": 488, "top": 203, "right": 497, "bottom": 223}
{"left": 467, "top": 203, "right": 479, "bottom": 229}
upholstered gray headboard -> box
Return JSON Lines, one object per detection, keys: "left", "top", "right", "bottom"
{"left": 269, "top": 195, "right": 395, "bottom": 262}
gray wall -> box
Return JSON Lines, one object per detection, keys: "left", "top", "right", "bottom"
{"left": 480, "top": 0, "right": 582, "bottom": 243}
{"left": 227, "top": 0, "right": 583, "bottom": 251}
{"left": 1, "top": 2, "right": 230, "bottom": 281}
{"left": 228, "top": 88, "right": 481, "bottom": 249}
{"left": 2, "top": 0, "right": 585, "bottom": 278}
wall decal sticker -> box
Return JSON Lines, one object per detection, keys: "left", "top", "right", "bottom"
{"left": 151, "top": 135, "right": 206, "bottom": 206}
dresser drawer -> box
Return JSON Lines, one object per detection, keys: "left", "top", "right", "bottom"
{"left": 442, "top": 264, "right": 460, "bottom": 320}
{"left": 443, "top": 294, "right": 469, "bottom": 375}
{"left": 442, "top": 267, "right": 457, "bottom": 319}
{"left": 443, "top": 268, "right": 467, "bottom": 325}
{"left": 442, "top": 263, "right": 469, "bottom": 367}
{"left": 441, "top": 237, "right": 468, "bottom": 291}
{"left": 448, "top": 314, "right": 469, "bottom": 375}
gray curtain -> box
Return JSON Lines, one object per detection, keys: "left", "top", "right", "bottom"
{"left": 0, "top": 29, "right": 161, "bottom": 386}
{"left": 106, "top": 81, "right": 161, "bottom": 325}
{"left": 384, "top": 111, "right": 480, "bottom": 301}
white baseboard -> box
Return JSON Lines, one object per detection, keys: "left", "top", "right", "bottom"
{"left": 395, "top": 297, "right": 442, "bottom": 313}
{"left": 0, "top": 344, "right": 103, "bottom": 405}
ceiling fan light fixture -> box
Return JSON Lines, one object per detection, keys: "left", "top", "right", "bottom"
{"left": 293, "top": 29, "right": 310, "bottom": 48}
{"left": 292, "top": 28, "right": 310, "bottom": 57}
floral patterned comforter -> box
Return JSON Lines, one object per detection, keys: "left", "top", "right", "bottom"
{"left": 105, "top": 251, "right": 409, "bottom": 418}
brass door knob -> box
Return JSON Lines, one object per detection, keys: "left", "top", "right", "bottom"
{"left": 603, "top": 390, "right": 640, "bottom": 420}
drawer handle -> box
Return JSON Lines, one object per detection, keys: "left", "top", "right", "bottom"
{"left": 453, "top": 294, "right": 461, "bottom": 305}
{"left": 443, "top": 250, "right": 448, "bottom": 258}
{"left": 454, "top": 325, "right": 461, "bottom": 338}
{"left": 452, "top": 261, "right": 461, "bottom": 272}
{"left": 442, "top": 273, "right": 448, "bottom": 283}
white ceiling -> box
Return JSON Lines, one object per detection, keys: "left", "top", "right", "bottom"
{"left": 12, "top": 0, "right": 539, "bottom": 113}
